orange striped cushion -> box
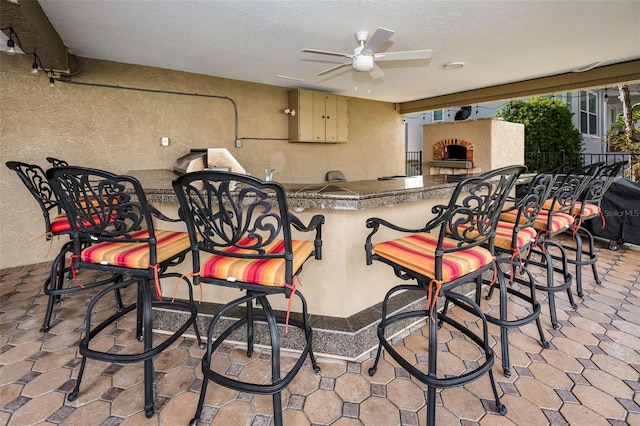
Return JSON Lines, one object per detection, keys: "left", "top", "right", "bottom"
{"left": 200, "top": 238, "right": 314, "bottom": 287}
{"left": 50, "top": 214, "right": 73, "bottom": 234}
{"left": 494, "top": 221, "right": 537, "bottom": 251}
{"left": 542, "top": 198, "right": 558, "bottom": 211}
{"left": 50, "top": 213, "right": 115, "bottom": 234}
{"left": 453, "top": 221, "right": 536, "bottom": 251}
{"left": 372, "top": 233, "right": 494, "bottom": 283}
{"left": 573, "top": 201, "right": 600, "bottom": 218}
{"left": 543, "top": 199, "right": 599, "bottom": 218}
{"left": 81, "top": 229, "right": 191, "bottom": 269}
{"left": 500, "top": 209, "right": 574, "bottom": 233}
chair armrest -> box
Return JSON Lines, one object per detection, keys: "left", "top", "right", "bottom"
{"left": 364, "top": 217, "right": 430, "bottom": 265}
{"left": 148, "top": 204, "right": 182, "bottom": 223}
{"left": 289, "top": 213, "right": 325, "bottom": 260}
{"left": 289, "top": 213, "right": 324, "bottom": 232}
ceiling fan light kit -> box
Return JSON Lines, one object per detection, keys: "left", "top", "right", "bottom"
{"left": 302, "top": 27, "right": 432, "bottom": 78}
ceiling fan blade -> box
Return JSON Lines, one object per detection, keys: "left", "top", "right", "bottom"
{"left": 369, "top": 63, "right": 385, "bottom": 79}
{"left": 361, "top": 27, "right": 395, "bottom": 56}
{"left": 315, "top": 60, "right": 353, "bottom": 76}
{"left": 374, "top": 49, "right": 433, "bottom": 61}
{"left": 302, "top": 49, "right": 353, "bottom": 59}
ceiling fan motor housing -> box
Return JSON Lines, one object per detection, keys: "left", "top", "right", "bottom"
{"left": 352, "top": 46, "right": 374, "bottom": 72}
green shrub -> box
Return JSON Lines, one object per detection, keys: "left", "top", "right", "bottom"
{"left": 496, "top": 97, "right": 583, "bottom": 172}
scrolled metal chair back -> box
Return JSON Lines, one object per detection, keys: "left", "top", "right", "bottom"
{"left": 173, "top": 171, "right": 291, "bottom": 259}
{"left": 513, "top": 172, "right": 558, "bottom": 229}
{"left": 46, "top": 157, "right": 69, "bottom": 168}
{"left": 581, "top": 160, "right": 627, "bottom": 204}
{"left": 548, "top": 162, "right": 602, "bottom": 215}
{"left": 46, "top": 166, "right": 146, "bottom": 240}
{"left": 6, "top": 161, "right": 60, "bottom": 234}
{"left": 434, "top": 165, "right": 526, "bottom": 250}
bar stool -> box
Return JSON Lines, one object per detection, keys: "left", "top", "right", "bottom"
{"left": 365, "top": 165, "right": 525, "bottom": 425}
{"left": 46, "top": 166, "right": 202, "bottom": 418}
{"left": 5, "top": 161, "right": 123, "bottom": 332}
{"left": 560, "top": 160, "right": 627, "bottom": 296}
{"left": 500, "top": 164, "right": 597, "bottom": 329}
{"left": 172, "top": 170, "right": 324, "bottom": 426}
{"left": 443, "top": 171, "right": 557, "bottom": 377}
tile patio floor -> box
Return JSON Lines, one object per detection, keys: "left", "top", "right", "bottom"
{"left": 1, "top": 238, "right": 639, "bottom": 425}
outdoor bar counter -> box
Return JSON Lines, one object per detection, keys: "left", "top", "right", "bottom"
{"left": 130, "top": 169, "right": 482, "bottom": 358}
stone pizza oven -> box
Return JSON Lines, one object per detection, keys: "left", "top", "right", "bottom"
{"left": 422, "top": 118, "right": 524, "bottom": 176}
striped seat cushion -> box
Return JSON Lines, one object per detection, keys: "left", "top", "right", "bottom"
{"left": 201, "top": 237, "right": 315, "bottom": 287}
{"left": 50, "top": 212, "right": 115, "bottom": 234}
{"left": 493, "top": 221, "right": 537, "bottom": 251}
{"left": 50, "top": 213, "right": 73, "bottom": 234}
{"left": 371, "top": 232, "right": 495, "bottom": 283}
{"left": 500, "top": 209, "right": 574, "bottom": 233}
{"left": 543, "top": 199, "right": 599, "bottom": 218}
{"left": 573, "top": 201, "right": 600, "bottom": 219}
{"left": 453, "top": 221, "right": 537, "bottom": 251}
{"left": 80, "top": 229, "right": 191, "bottom": 269}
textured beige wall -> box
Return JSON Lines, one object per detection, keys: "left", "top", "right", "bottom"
{"left": 1, "top": 55, "right": 405, "bottom": 269}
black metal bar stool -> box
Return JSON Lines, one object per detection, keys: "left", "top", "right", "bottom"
{"left": 500, "top": 164, "right": 598, "bottom": 329}
{"left": 46, "top": 166, "right": 203, "bottom": 418}
{"left": 365, "top": 165, "right": 525, "bottom": 426}
{"left": 443, "top": 171, "right": 557, "bottom": 376}
{"left": 172, "top": 171, "right": 324, "bottom": 426}
{"left": 560, "top": 160, "right": 627, "bottom": 296}
{"left": 5, "top": 161, "right": 123, "bottom": 332}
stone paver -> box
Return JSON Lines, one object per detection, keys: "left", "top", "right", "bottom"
{"left": 0, "top": 242, "right": 638, "bottom": 425}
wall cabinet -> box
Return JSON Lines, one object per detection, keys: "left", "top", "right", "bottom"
{"left": 288, "top": 89, "right": 348, "bottom": 143}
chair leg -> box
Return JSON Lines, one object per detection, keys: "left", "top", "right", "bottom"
{"left": 295, "top": 290, "right": 321, "bottom": 374}
{"left": 368, "top": 285, "right": 411, "bottom": 377}
{"left": 140, "top": 279, "right": 155, "bottom": 418}
{"left": 574, "top": 232, "right": 585, "bottom": 297}
{"left": 425, "top": 306, "right": 439, "bottom": 426}
{"left": 190, "top": 375, "right": 209, "bottom": 426}
{"left": 496, "top": 270, "right": 511, "bottom": 377}
{"left": 261, "top": 295, "right": 283, "bottom": 426}
{"left": 41, "top": 245, "right": 70, "bottom": 333}
{"left": 136, "top": 281, "right": 144, "bottom": 341}
{"left": 67, "top": 355, "right": 87, "bottom": 402}
{"left": 246, "top": 299, "right": 254, "bottom": 358}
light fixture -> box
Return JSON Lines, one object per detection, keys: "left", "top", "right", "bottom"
{"left": 6, "top": 38, "right": 16, "bottom": 55}
{"left": 2, "top": 26, "right": 57, "bottom": 87}
{"left": 283, "top": 108, "right": 296, "bottom": 117}
{"left": 31, "top": 54, "right": 39, "bottom": 74}
{"left": 443, "top": 61, "right": 465, "bottom": 70}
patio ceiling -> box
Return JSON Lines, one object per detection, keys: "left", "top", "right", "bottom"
{"left": 1, "top": 1, "right": 639, "bottom": 110}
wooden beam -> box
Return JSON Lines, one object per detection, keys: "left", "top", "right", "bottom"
{"left": 398, "top": 60, "right": 640, "bottom": 114}
{"left": 1, "top": 0, "right": 79, "bottom": 74}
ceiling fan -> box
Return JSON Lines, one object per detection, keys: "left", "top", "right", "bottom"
{"left": 302, "top": 27, "right": 432, "bottom": 79}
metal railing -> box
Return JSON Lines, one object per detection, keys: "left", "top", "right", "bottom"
{"left": 405, "top": 151, "right": 422, "bottom": 176}
{"left": 406, "top": 150, "right": 636, "bottom": 180}
{"left": 523, "top": 151, "right": 634, "bottom": 178}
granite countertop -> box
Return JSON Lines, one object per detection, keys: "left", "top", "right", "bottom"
{"left": 129, "top": 169, "right": 530, "bottom": 211}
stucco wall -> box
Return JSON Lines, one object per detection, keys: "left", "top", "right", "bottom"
{"left": 0, "top": 54, "right": 405, "bottom": 269}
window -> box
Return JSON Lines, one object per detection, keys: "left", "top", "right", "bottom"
{"left": 433, "top": 109, "right": 443, "bottom": 122}
{"left": 580, "top": 91, "right": 597, "bottom": 135}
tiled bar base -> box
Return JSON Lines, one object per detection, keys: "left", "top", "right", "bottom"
{"left": 154, "top": 281, "right": 478, "bottom": 360}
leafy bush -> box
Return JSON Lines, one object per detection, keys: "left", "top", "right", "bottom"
{"left": 496, "top": 97, "right": 583, "bottom": 171}
{"left": 607, "top": 103, "right": 640, "bottom": 180}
